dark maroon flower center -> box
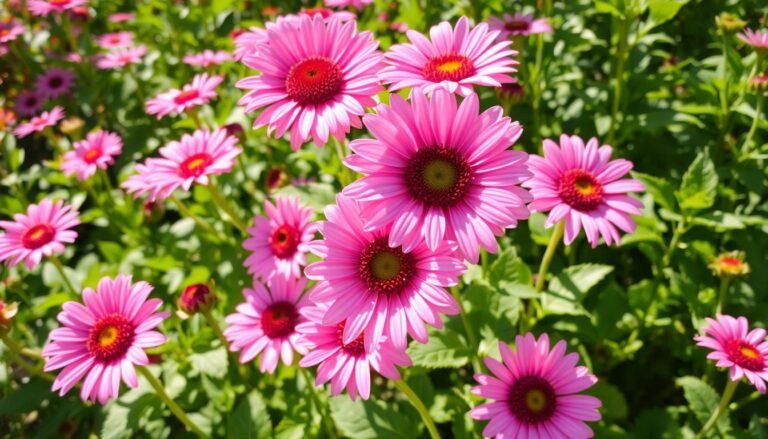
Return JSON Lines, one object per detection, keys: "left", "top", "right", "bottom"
{"left": 285, "top": 56, "right": 344, "bottom": 105}
{"left": 48, "top": 76, "right": 64, "bottom": 89}
{"left": 82, "top": 147, "right": 102, "bottom": 164}
{"left": 300, "top": 7, "right": 332, "bottom": 18}
{"left": 557, "top": 169, "right": 605, "bottom": 211}
{"left": 24, "top": 96, "right": 39, "bottom": 107}
{"left": 423, "top": 53, "right": 476, "bottom": 83}
{"left": 505, "top": 20, "right": 531, "bottom": 32}
{"left": 725, "top": 339, "right": 765, "bottom": 371}
{"left": 174, "top": 89, "right": 200, "bottom": 105}
{"left": 178, "top": 152, "right": 213, "bottom": 178}
{"left": 358, "top": 237, "right": 415, "bottom": 295}
{"left": 21, "top": 224, "right": 55, "bottom": 249}
{"left": 337, "top": 321, "right": 366, "bottom": 356}
{"left": 87, "top": 313, "right": 136, "bottom": 362}
{"left": 269, "top": 224, "right": 300, "bottom": 259}
{"left": 261, "top": 301, "right": 299, "bottom": 339}
{"left": 404, "top": 146, "right": 473, "bottom": 208}
{"left": 508, "top": 375, "right": 558, "bottom": 425}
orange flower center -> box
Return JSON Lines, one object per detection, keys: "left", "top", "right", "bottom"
{"left": 87, "top": 314, "right": 135, "bottom": 362}
{"left": 83, "top": 147, "right": 102, "bottom": 164}
{"left": 423, "top": 53, "right": 476, "bottom": 82}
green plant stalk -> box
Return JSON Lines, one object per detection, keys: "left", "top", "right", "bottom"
{"left": 49, "top": 255, "right": 78, "bottom": 296}
{"left": 607, "top": 17, "right": 630, "bottom": 146}
{"left": 393, "top": 379, "right": 440, "bottom": 439}
{"left": 694, "top": 379, "right": 738, "bottom": 439}
{"left": 534, "top": 221, "right": 565, "bottom": 293}
{"left": 137, "top": 366, "right": 209, "bottom": 437}
{"left": 530, "top": 33, "right": 546, "bottom": 149}
{"left": 128, "top": 66, "right": 147, "bottom": 107}
{"left": 207, "top": 181, "right": 248, "bottom": 233}
{"left": 168, "top": 194, "right": 216, "bottom": 234}
{"left": 299, "top": 367, "right": 337, "bottom": 439}
{"left": 0, "top": 332, "right": 54, "bottom": 382}
{"left": 740, "top": 92, "right": 764, "bottom": 157}
{"left": 200, "top": 308, "right": 229, "bottom": 348}
{"left": 717, "top": 33, "right": 731, "bottom": 145}
{"left": 450, "top": 286, "right": 482, "bottom": 372}
{"left": 715, "top": 277, "right": 731, "bottom": 315}
{"left": 662, "top": 217, "right": 687, "bottom": 267}
{"left": 187, "top": 107, "right": 204, "bottom": 130}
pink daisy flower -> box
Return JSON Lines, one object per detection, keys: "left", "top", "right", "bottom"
{"left": 224, "top": 276, "right": 311, "bottom": 373}
{"left": 108, "top": 12, "right": 135, "bottom": 23}
{"left": 96, "top": 31, "right": 134, "bottom": 50}
{"left": 13, "top": 106, "right": 65, "bottom": 138}
{"left": 342, "top": 90, "right": 531, "bottom": 263}
{"left": 122, "top": 128, "right": 241, "bottom": 202}
{"left": 470, "top": 334, "right": 602, "bottom": 439}
{"left": 236, "top": 15, "right": 383, "bottom": 150}
{"left": 36, "top": 68, "right": 75, "bottom": 99}
{"left": 43, "top": 275, "right": 169, "bottom": 404}
{"left": 488, "top": 13, "right": 553, "bottom": 40}
{"left": 183, "top": 50, "right": 231, "bottom": 67}
{"left": 243, "top": 197, "right": 316, "bottom": 282}
{"left": 297, "top": 7, "right": 355, "bottom": 21}
{"left": 14, "top": 90, "right": 44, "bottom": 117}
{"left": 95, "top": 45, "right": 146, "bottom": 69}
{"left": 0, "top": 199, "right": 80, "bottom": 269}
{"left": 324, "top": 0, "right": 372, "bottom": 10}
{"left": 233, "top": 27, "right": 267, "bottom": 61}
{"left": 305, "top": 195, "right": 465, "bottom": 352}
{"left": 739, "top": 28, "right": 768, "bottom": 55}
{"left": 61, "top": 130, "right": 123, "bottom": 181}
{"left": 379, "top": 17, "right": 517, "bottom": 97}
{"left": 28, "top": 0, "right": 86, "bottom": 16}
{"left": 145, "top": 73, "right": 223, "bottom": 119}
{"left": 297, "top": 302, "right": 412, "bottom": 401}
{"left": 0, "top": 18, "right": 25, "bottom": 44}
{"left": 522, "top": 134, "right": 645, "bottom": 248}
{"left": 695, "top": 314, "right": 768, "bottom": 393}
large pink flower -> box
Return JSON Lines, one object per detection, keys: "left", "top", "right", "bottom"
{"left": 379, "top": 17, "right": 517, "bottom": 97}
{"left": 470, "top": 334, "right": 602, "bottom": 439}
{"left": 43, "top": 275, "right": 169, "bottom": 404}
{"left": 145, "top": 73, "right": 223, "bottom": 119}
{"left": 13, "top": 106, "right": 65, "bottom": 138}
{"left": 237, "top": 15, "right": 383, "bottom": 150}
{"left": 522, "top": 134, "right": 645, "bottom": 248}
{"left": 233, "top": 27, "right": 267, "bottom": 61}
{"left": 28, "top": 0, "right": 86, "bottom": 16}
{"left": 305, "top": 195, "right": 465, "bottom": 352}
{"left": 488, "top": 13, "right": 553, "bottom": 40}
{"left": 343, "top": 90, "right": 531, "bottom": 263}
{"left": 61, "top": 130, "right": 123, "bottom": 181}
{"left": 94, "top": 45, "right": 146, "bottom": 69}
{"left": 695, "top": 314, "right": 768, "bottom": 393}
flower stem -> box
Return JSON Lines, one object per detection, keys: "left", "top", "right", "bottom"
{"left": 662, "top": 217, "right": 687, "bottom": 267}
{"left": 200, "top": 308, "right": 228, "bottom": 348}
{"left": 168, "top": 194, "right": 216, "bottom": 235}
{"left": 607, "top": 16, "right": 630, "bottom": 146}
{"left": 450, "top": 286, "right": 482, "bottom": 373}
{"left": 207, "top": 180, "right": 248, "bottom": 233}
{"left": 716, "top": 277, "right": 731, "bottom": 315}
{"left": 299, "top": 367, "right": 337, "bottom": 439}
{"left": 534, "top": 221, "right": 565, "bottom": 293}
{"left": 188, "top": 107, "right": 204, "bottom": 130}
{"left": 393, "top": 379, "right": 440, "bottom": 439}
{"left": 136, "top": 365, "right": 209, "bottom": 438}
{"left": 49, "top": 255, "right": 78, "bottom": 296}
{"left": 695, "top": 379, "right": 738, "bottom": 439}
{"left": 740, "top": 92, "right": 764, "bottom": 157}
{"left": 0, "top": 332, "right": 55, "bottom": 382}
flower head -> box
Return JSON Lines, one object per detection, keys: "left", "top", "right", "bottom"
{"left": 14, "top": 90, "right": 44, "bottom": 117}
{"left": 96, "top": 31, "right": 134, "bottom": 50}
{"left": 716, "top": 13, "right": 747, "bottom": 34}
{"left": 183, "top": 50, "right": 231, "bottom": 68}
{"left": 43, "top": 275, "right": 169, "bottom": 404}
{"left": 95, "top": 45, "right": 146, "bottom": 69}
{"left": 0, "top": 18, "right": 25, "bottom": 44}
{"left": 233, "top": 27, "right": 267, "bottom": 61}
{"left": 36, "top": 68, "right": 75, "bottom": 99}
{"left": 145, "top": 73, "right": 223, "bottom": 119}
{"left": 13, "top": 106, "right": 65, "bottom": 138}
{"left": 523, "top": 134, "right": 645, "bottom": 248}
{"left": 324, "top": 0, "right": 372, "bottom": 10}
{"left": 488, "top": 13, "right": 553, "bottom": 40}
{"left": 0, "top": 108, "right": 16, "bottom": 131}
{"left": 177, "top": 283, "right": 216, "bottom": 316}
{"left": 470, "top": 334, "right": 602, "bottom": 438}
{"left": 739, "top": 28, "right": 768, "bottom": 55}
{"left": 61, "top": 130, "right": 123, "bottom": 181}
{"left": 749, "top": 73, "right": 768, "bottom": 92}
{"left": 0, "top": 300, "right": 19, "bottom": 327}
{"left": 108, "top": 12, "right": 134, "bottom": 23}
{"left": 28, "top": 0, "right": 86, "bottom": 16}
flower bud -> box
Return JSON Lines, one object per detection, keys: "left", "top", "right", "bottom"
{"left": 709, "top": 251, "right": 750, "bottom": 278}
{"left": 749, "top": 73, "right": 768, "bottom": 93}
{"left": 716, "top": 13, "right": 746, "bottom": 34}
{"left": 0, "top": 300, "right": 18, "bottom": 328}
{"left": 496, "top": 82, "right": 526, "bottom": 107}
{"left": 177, "top": 283, "right": 216, "bottom": 317}
{"left": 60, "top": 117, "right": 84, "bottom": 138}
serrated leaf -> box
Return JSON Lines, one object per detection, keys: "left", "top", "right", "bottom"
{"left": 632, "top": 172, "right": 676, "bottom": 212}
{"left": 541, "top": 264, "right": 614, "bottom": 315}
{"left": 227, "top": 390, "right": 272, "bottom": 439}
{"left": 407, "top": 327, "right": 471, "bottom": 369}
{"left": 330, "top": 396, "right": 415, "bottom": 439}
{"left": 189, "top": 346, "right": 228, "bottom": 378}
{"left": 489, "top": 248, "right": 532, "bottom": 287}
{"left": 676, "top": 376, "right": 731, "bottom": 433}
{"left": 676, "top": 151, "right": 718, "bottom": 211}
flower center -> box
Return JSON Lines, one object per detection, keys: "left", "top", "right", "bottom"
{"left": 557, "top": 169, "right": 605, "bottom": 211}
{"left": 336, "top": 321, "right": 366, "bottom": 356}
{"left": 178, "top": 152, "right": 213, "bottom": 178}
{"left": 423, "top": 53, "right": 476, "bottom": 83}
{"left": 87, "top": 313, "right": 135, "bottom": 362}
{"left": 404, "top": 146, "right": 473, "bottom": 208}
{"left": 285, "top": 56, "right": 344, "bottom": 105}
{"left": 49, "top": 76, "right": 64, "bottom": 89}
{"left": 25, "top": 96, "right": 39, "bottom": 107}
{"left": 49, "top": 0, "right": 71, "bottom": 6}
{"left": 82, "top": 147, "right": 102, "bottom": 164}
{"left": 21, "top": 224, "right": 55, "bottom": 249}
{"left": 0, "top": 29, "right": 9, "bottom": 38}
{"left": 300, "top": 7, "right": 332, "bottom": 18}
{"left": 174, "top": 89, "right": 200, "bottom": 105}
{"left": 108, "top": 35, "right": 121, "bottom": 44}
{"left": 725, "top": 339, "right": 765, "bottom": 371}
{"left": 260, "top": 301, "right": 299, "bottom": 339}
{"left": 269, "top": 224, "right": 300, "bottom": 259}
{"left": 504, "top": 20, "right": 531, "bottom": 32}
{"left": 358, "top": 237, "right": 415, "bottom": 295}
{"left": 508, "top": 375, "right": 558, "bottom": 425}
{"left": 720, "top": 257, "right": 742, "bottom": 267}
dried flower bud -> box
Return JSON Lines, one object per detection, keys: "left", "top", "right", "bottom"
{"left": 223, "top": 122, "right": 246, "bottom": 143}
{"left": 0, "top": 300, "right": 19, "bottom": 327}
{"left": 177, "top": 283, "right": 216, "bottom": 316}
{"left": 749, "top": 73, "right": 768, "bottom": 93}
{"left": 143, "top": 200, "right": 165, "bottom": 224}
{"left": 709, "top": 251, "right": 750, "bottom": 278}
{"left": 265, "top": 167, "right": 287, "bottom": 192}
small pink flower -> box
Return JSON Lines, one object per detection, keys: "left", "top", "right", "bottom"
{"left": 0, "top": 198, "right": 80, "bottom": 269}
{"left": 324, "top": 0, "right": 372, "bottom": 10}
{"left": 695, "top": 314, "right": 768, "bottom": 393}
{"left": 297, "top": 302, "right": 412, "bottom": 401}
{"left": 28, "top": 0, "right": 86, "bottom": 16}
{"left": 108, "top": 12, "right": 134, "bottom": 23}
{"left": 0, "top": 18, "right": 25, "bottom": 44}
{"left": 739, "top": 28, "right": 768, "bottom": 54}
{"left": 122, "top": 128, "right": 241, "bottom": 201}
{"left": 96, "top": 31, "right": 134, "bottom": 50}
{"left": 183, "top": 50, "right": 231, "bottom": 67}
{"left": 488, "top": 13, "right": 553, "bottom": 40}
{"left": 13, "top": 106, "right": 65, "bottom": 138}
{"left": 61, "top": 130, "right": 123, "bottom": 181}
{"left": 470, "top": 334, "right": 602, "bottom": 439}
{"left": 43, "top": 275, "right": 169, "bottom": 404}
{"left": 95, "top": 45, "right": 146, "bottom": 69}
{"left": 145, "top": 73, "right": 223, "bottom": 119}
{"left": 14, "top": 90, "right": 44, "bottom": 117}
{"left": 36, "top": 67, "right": 75, "bottom": 99}
{"left": 522, "top": 134, "right": 645, "bottom": 248}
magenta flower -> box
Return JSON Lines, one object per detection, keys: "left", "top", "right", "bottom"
{"left": 96, "top": 31, "right": 134, "bottom": 50}
{"left": 297, "top": 7, "right": 355, "bottom": 21}
{"left": 488, "top": 13, "right": 553, "bottom": 40}
{"left": 13, "top": 106, "right": 65, "bottom": 138}
{"left": 305, "top": 195, "right": 465, "bottom": 351}
{"left": 380, "top": 17, "right": 517, "bottom": 97}
{"left": 95, "top": 45, "right": 146, "bottom": 69}
{"left": 243, "top": 197, "right": 316, "bottom": 282}
{"left": 28, "top": 0, "right": 86, "bottom": 16}
{"left": 224, "top": 276, "right": 310, "bottom": 373}
{"left": 145, "top": 73, "right": 223, "bottom": 119}
{"left": 14, "top": 90, "right": 44, "bottom": 117}
{"left": 43, "top": 275, "right": 169, "bottom": 404}
{"left": 695, "top": 314, "right": 768, "bottom": 393}
{"left": 183, "top": 50, "right": 231, "bottom": 67}
{"left": 522, "top": 134, "right": 645, "bottom": 248}
{"left": 0, "top": 199, "right": 80, "bottom": 269}
{"left": 122, "top": 128, "right": 241, "bottom": 201}
{"left": 36, "top": 68, "right": 75, "bottom": 99}
{"left": 343, "top": 90, "right": 531, "bottom": 263}
{"left": 61, "top": 130, "right": 123, "bottom": 181}
{"left": 233, "top": 27, "right": 267, "bottom": 61}
{"left": 324, "top": 0, "right": 372, "bottom": 9}
{"left": 470, "top": 334, "right": 602, "bottom": 439}
{"left": 237, "top": 15, "right": 383, "bottom": 150}
{"left": 108, "top": 12, "right": 135, "bottom": 23}
{"left": 739, "top": 28, "right": 768, "bottom": 55}
{"left": 297, "top": 302, "right": 412, "bottom": 401}
{"left": 0, "top": 18, "right": 25, "bottom": 44}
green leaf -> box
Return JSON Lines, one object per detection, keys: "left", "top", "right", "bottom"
{"left": 407, "top": 327, "right": 471, "bottom": 369}
{"left": 227, "top": 391, "right": 272, "bottom": 439}
{"left": 489, "top": 248, "right": 532, "bottom": 287}
{"left": 676, "top": 151, "right": 718, "bottom": 211}
{"left": 676, "top": 376, "right": 731, "bottom": 433}
{"left": 632, "top": 172, "right": 676, "bottom": 212}
{"left": 0, "top": 379, "right": 52, "bottom": 414}
{"left": 586, "top": 382, "right": 628, "bottom": 420}
{"left": 330, "top": 396, "right": 415, "bottom": 439}
{"left": 647, "top": 0, "right": 690, "bottom": 26}
{"left": 189, "top": 346, "right": 228, "bottom": 379}
{"left": 541, "top": 264, "right": 614, "bottom": 315}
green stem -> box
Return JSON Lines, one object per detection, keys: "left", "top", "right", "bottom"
{"left": 534, "top": 221, "right": 565, "bottom": 293}
{"left": 136, "top": 365, "right": 209, "bottom": 438}
{"left": 299, "top": 368, "right": 337, "bottom": 439}
{"left": 694, "top": 379, "right": 738, "bottom": 439}
{"left": 0, "top": 332, "right": 54, "bottom": 381}
{"left": 207, "top": 180, "right": 248, "bottom": 233}
{"left": 716, "top": 277, "right": 731, "bottom": 315}
{"left": 607, "top": 16, "right": 630, "bottom": 146}
{"left": 717, "top": 33, "right": 731, "bottom": 145}
{"left": 393, "top": 379, "right": 440, "bottom": 439}
{"left": 168, "top": 194, "right": 216, "bottom": 234}
{"left": 49, "top": 255, "right": 78, "bottom": 296}
{"left": 450, "top": 286, "right": 482, "bottom": 372}
{"left": 128, "top": 67, "right": 147, "bottom": 108}
{"left": 662, "top": 217, "right": 687, "bottom": 267}
{"left": 740, "top": 92, "right": 764, "bottom": 157}
{"left": 200, "top": 308, "right": 228, "bottom": 348}
{"left": 188, "top": 107, "right": 204, "bottom": 130}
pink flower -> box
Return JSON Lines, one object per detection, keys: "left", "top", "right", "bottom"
{"left": 695, "top": 314, "right": 768, "bottom": 393}
{"left": 470, "top": 334, "right": 602, "bottom": 439}
{"left": 380, "top": 17, "right": 517, "bottom": 97}
{"left": 28, "top": 0, "right": 86, "bottom": 16}
{"left": 243, "top": 197, "right": 316, "bottom": 282}
{"left": 14, "top": 90, "right": 44, "bottom": 116}
{"left": 297, "top": 302, "right": 411, "bottom": 400}
{"left": 237, "top": 15, "right": 383, "bottom": 150}
{"left": 96, "top": 31, "right": 134, "bottom": 50}
{"left": 0, "top": 199, "right": 80, "bottom": 269}
{"left": 0, "top": 18, "right": 25, "bottom": 44}
{"left": 298, "top": 7, "right": 355, "bottom": 21}
{"left": 61, "top": 130, "right": 123, "bottom": 181}
{"left": 36, "top": 68, "right": 75, "bottom": 99}
{"left": 739, "top": 28, "right": 768, "bottom": 54}
{"left": 488, "top": 13, "right": 553, "bottom": 40}
{"left": 95, "top": 45, "right": 146, "bottom": 69}
{"left": 224, "top": 276, "right": 311, "bottom": 373}
{"left": 342, "top": 90, "right": 531, "bottom": 263}
{"left": 43, "top": 275, "right": 169, "bottom": 404}
{"left": 324, "top": 0, "right": 372, "bottom": 10}
{"left": 305, "top": 195, "right": 465, "bottom": 351}
{"left": 122, "top": 128, "right": 241, "bottom": 201}
{"left": 13, "top": 106, "right": 65, "bottom": 138}
{"left": 108, "top": 12, "right": 135, "bottom": 23}
{"left": 183, "top": 50, "right": 231, "bottom": 67}
{"left": 522, "top": 134, "right": 645, "bottom": 248}
{"left": 145, "top": 73, "right": 223, "bottom": 119}
{"left": 233, "top": 27, "right": 267, "bottom": 61}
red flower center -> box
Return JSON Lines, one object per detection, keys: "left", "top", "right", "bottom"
{"left": 720, "top": 257, "right": 742, "bottom": 267}
{"left": 725, "top": 339, "right": 765, "bottom": 371}
{"left": 359, "top": 237, "right": 416, "bottom": 295}
{"left": 404, "top": 146, "right": 473, "bottom": 208}
{"left": 49, "top": 0, "right": 71, "bottom": 6}
{"left": 83, "top": 147, "right": 102, "bottom": 164}
{"left": 178, "top": 152, "right": 213, "bottom": 178}
{"left": 508, "top": 375, "right": 558, "bottom": 425}
{"left": 557, "top": 169, "right": 605, "bottom": 211}
{"left": 285, "top": 56, "right": 344, "bottom": 105}
{"left": 423, "top": 53, "right": 476, "bottom": 83}
{"left": 108, "top": 35, "right": 121, "bottom": 44}
{"left": 300, "top": 7, "right": 332, "bottom": 18}
{"left": 260, "top": 301, "right": 299, "bottom": 339}
{"left": 87, "top": 313, "right": 136, "bottom": 362}
{"left": 174, "top": 89, "right": 200, "bottom": 106}
{"left": 337, "top": 321, "right": 366, "bottom": 356}
{"left": 21, "top": 224, "right": 55, "bottom": 249}
{"left": 269, "top": 224, "right": 300, "bottom": 259}
{"left": 504, "top": 20, "right": 531, "bottom": 32}
{"left": 24, "top": 95, "right": 39, "bottom": 107}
